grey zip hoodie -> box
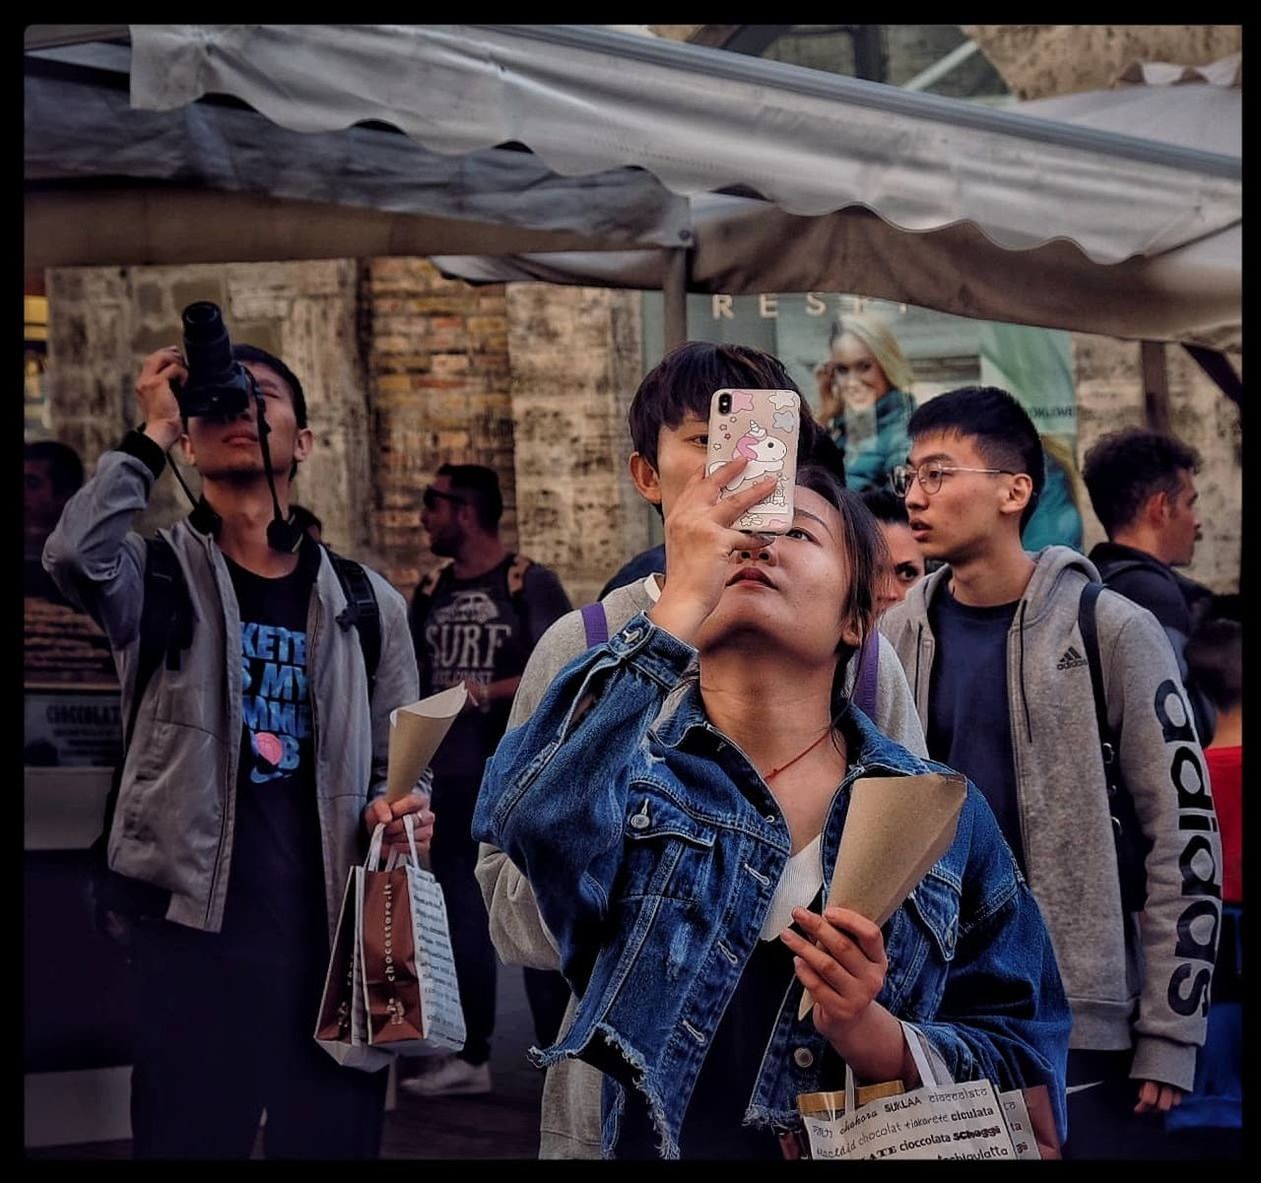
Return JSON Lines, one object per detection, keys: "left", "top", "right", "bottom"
{"left": 43, "top": 444, "right": 419, "bottom": 943}
{"left": 475, "top": 575, "right": 929, "bottom": 1158}
{"left": 879, "top": 546, "right": 1219, "bottom": 1092}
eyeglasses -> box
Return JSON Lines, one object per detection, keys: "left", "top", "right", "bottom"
{"left": 422, "top": 487, "right": 467, "bottom": 510}
{"left": 890, "top": 462, "right": 1018, "bottom": 497}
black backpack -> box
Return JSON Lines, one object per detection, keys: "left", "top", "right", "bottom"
{"left": 91, "top": 536, "right": 381, "bottom": 925}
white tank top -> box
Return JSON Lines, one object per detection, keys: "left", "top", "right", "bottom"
{"left": 759, "top": 833, "right": 823, "bottom": 942}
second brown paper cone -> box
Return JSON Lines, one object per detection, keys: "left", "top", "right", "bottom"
{"left": 797, "top": 773, "right": 966, "bottom": 1020}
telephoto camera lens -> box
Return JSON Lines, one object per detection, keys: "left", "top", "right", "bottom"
{"left": 176, "top": 301, "right": 253, "bottom": 419}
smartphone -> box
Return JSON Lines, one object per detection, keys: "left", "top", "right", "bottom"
{"left": 707, "top": 388, "right": 801, "bottom": 534}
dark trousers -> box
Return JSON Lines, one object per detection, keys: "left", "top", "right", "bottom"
{"left": 129, "top": 920, "right": 388, "bottom": 1159}
{"left": 1063, "top": 1049, "right": 1178, "bottom": 1160}
{"left": 430, "top": 774, "right": 496, "bottom": 1065}
{"left": 522, "top": 967, "right": 571, "bottom": 1048}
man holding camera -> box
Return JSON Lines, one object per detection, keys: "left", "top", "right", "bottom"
{"left": 44, "top": 336, "right": 430, "bottom": 1159}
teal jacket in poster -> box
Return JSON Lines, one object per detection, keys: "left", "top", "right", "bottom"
{"left": 826, "top": 388, "right": 916, "bottom": 493}
{"left": 1021, "top": 448, "right": 1083, "bottom": 552}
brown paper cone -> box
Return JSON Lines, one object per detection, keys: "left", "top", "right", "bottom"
{"left": 797, "top": 773, "right": 966, "bottom": 1020}
{"left": 385, "top": 684, "right": 468, "bottom": 802}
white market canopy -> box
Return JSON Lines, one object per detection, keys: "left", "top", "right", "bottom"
{"left": 24, "top": 24, "right": 1241, "bottom": 350}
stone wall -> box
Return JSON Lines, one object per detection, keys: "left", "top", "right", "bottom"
{"left": 964, "top": 25, "right": 1242, "bottom": 99}
{"left": 506, "top": 285, "right": 652, "bottom": 607}
{"left": 1073, "top": 336, "right": 1242, "bottom": 592}
{"left": 45, "top": 260, "right": 372, "bottom": 555}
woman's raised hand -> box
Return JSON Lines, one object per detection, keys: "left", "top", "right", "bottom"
{"left": 647, "top": 456, "right": 776, "bottom": 646}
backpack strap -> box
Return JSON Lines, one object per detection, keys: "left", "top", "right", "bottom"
{"left": 580, "top": 601, "right": 609, "bottom": 648}
{"left": 852, "top": 630, "right": 880, "bottom": 719}
{"left": 507, "top": 552, "right": 533, "bottom": 599}
{"left": 326, "top": 547, "right": 381, "bottom": 701}
{"left": 1078, "top": 581, "right": 1149, "bottom": 911}
{"left": 1078, "top": 582, "right": 1115, "bottom": 775}
{"left": 417, "top": 558, "right": 454, "bottom": 599}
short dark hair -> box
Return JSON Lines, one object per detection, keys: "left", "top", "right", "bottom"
{"left": 860, "top": 486, "right": 909, "bottom": 526}
{"left": 438, "top": 463, "right": 503, "bottom": 531}
{"left": 794, "top": 464, "right": 887, "bottom": 726}
{"left": 233, "top": 344, "right": 308, "bottom": 428}
{"left": 25, "top": 439, "right": 84, "bottom": 495}
{"left": 628, "top": 341, "right": 835, "bottom": 477}
{"left": 1081, "top": 427, "right": 1201, "bottom": 537}
{"left": 1185, "top": 607, "right": 1241, "bottom": 713}
{"left": 907, "top": 386, "right": 1045, "bottom": 531}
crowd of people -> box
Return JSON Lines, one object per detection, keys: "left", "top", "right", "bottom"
{"left": 33, "top": 319, "right": 1239, "bottom": 1160}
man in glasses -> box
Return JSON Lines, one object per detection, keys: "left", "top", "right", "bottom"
{"left": 879, "top": 386, "right": 1220, "bottom": 1160}
{"left": 404, "top": 463, "right": 572, "bottom": 1097}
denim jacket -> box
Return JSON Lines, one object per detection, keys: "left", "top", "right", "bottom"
{"left": 473, "top": 613, "right": 1070, "bottom": 1158}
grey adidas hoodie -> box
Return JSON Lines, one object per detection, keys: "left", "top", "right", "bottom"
{"left": 475, "top": 575, "right": 929, "bottom": 1158}
{"left": 879, "top": 546, "right": 1219, "bottom": 1093}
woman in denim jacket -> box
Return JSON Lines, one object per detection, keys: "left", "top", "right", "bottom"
{"left": 474, "top": 460, "right": 1070, "bottom": 1159}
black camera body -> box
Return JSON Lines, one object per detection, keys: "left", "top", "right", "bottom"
{"left": 172, "top": 301, "right": 256, "bottom": 420}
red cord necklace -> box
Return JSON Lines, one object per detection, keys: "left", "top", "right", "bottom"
{"left": 764, "top": 729, "right": 833, "bottom": 782}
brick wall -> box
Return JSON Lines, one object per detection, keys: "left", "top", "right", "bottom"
{"left": 364, "top": 259, "right": 514, "bottom": 593}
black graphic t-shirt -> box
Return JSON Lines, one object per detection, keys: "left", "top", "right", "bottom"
{"left": 220, "top": 541, "right": 325, "bottom": 965}
{"left": 419, "top": 557, "right": 569, "bottom": 781}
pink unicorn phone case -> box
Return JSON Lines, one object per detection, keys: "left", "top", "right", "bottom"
{"left": 707, "top": 388, "right": 802, "bottom": 534}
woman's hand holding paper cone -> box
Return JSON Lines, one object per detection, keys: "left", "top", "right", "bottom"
{"left": 782, "top": 906, "right": 914, "bottom": 1086}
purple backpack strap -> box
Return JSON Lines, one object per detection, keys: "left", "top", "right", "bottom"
{"left": 580, "top": 601, "right": 609, "bottom": 648}
{"left": 853, "top": 631, "right": 880, "bottom": 719}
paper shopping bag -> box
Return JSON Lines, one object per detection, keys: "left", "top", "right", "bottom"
{"left": 313, "top": 864, "right": 392, "bottom": 1072}
{"left": 794, "top": 1033, "right": 1059, "bottom": 1160}
{"left": 360, "top": 816, "right": 466, "bottom": 1056}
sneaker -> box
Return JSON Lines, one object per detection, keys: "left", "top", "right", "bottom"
{"left": 400, "top": 1057, "right": 492, "bottom": 1097}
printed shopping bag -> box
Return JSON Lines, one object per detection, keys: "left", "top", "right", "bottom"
{"left": 360, "top": 815, "right": 466, "bottom": 1056}
{"left": 313, "top": 854, "right": 392, "bottom": 1072}
{"left": 796, "top": 1033, "right": 1060, "bottom": 1160}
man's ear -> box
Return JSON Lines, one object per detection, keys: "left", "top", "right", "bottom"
{"left": 292, "top": 426, "right": 314, "bottom": 465}
{"left": 177, "top": 430, "right": 194, "bottom": 467}
{"left": 1145, "top": 488, "right": 1173, "bottom": 526}
{"left": 999, "top": 473, "right": 1034, "bottom": 519}
{"left": 629, "top": 452, "right": 663, "bottom": 506}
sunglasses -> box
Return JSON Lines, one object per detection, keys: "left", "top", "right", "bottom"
{"left": 422, "top": 487, "right": 467, "bottom": 510}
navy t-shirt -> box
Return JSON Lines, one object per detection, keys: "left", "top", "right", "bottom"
{"left": 926, "top": 586, "right": 1026, "bottom": 873}
{"left": 220, "top": 540, "right": 325, "bottom": 966}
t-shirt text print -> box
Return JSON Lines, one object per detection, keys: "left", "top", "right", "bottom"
{"left": 240, "top": 620, "right": 312, "bottom": 784}
{"left": 425, "top": 587, "right": 515, "bottom": 696}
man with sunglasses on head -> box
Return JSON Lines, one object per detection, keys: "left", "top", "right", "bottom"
{"left": 405, "top": 463, "right": 572, "bottom": 1097}
{"left": 878, "top": 387, "right": 1220, "bottom": 1160}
